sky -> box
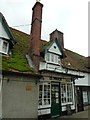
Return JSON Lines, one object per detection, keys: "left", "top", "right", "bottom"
{"left": 0, "top": 0, "right": 88, "bottom": 57}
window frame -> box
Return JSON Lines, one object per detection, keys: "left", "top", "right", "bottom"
{"left": 38, "top": 83, "right": 51, "bottom": 109}
{"left": 83, "top": 91, "right": 88, "bottom": 104}
{"left": 45, "top": 52, "right": 60, "bottom": 65}
{"left": 61, "top": 82, "right": 73, "bottom": 105}
{"left": 0, "top": 39, "right": 9, "bottom": 55}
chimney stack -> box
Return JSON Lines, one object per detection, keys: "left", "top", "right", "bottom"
{"left": 50, "top": 29, "right": 64, "bottom": 49}
{"left": 29, "top": 2, "right": 43, "bottom": 70}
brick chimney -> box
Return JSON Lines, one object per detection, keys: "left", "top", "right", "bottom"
{"left": 50, "top": 29, "right": 64, "bottom": 49}
{"left": 29, "top": 2, "right": 43, "bottom": 70}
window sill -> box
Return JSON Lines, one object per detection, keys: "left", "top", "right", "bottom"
{"left": 0, "top": 52, "right": 9, "bottom": 56}
{"left": 46, "top": 61, "right": 61, "bottom": 66}
{"left": 61, "top": 102, "right": 73, "bottom": 106}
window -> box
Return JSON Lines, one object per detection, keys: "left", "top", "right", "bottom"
{"left": 46, "top": 53, "right": 60, "bottom": 64}
{"left": 51, "top": 53, "right": 54, "bottom": 62}
{"left": 61, "top": 83, "right": 73, "bottom": 104}
{"left": 0, "top": 40, "right": 2, "bottom": 52}
{"left": 0, "top": 39, "right": 9, "bottom": 54}
{"left": 46, "top": 53, "right": 50, "bottom": 62}
{"left": 83, "top": 91, "right": 88, "bottom": 103}
{"left": 3, "top": 41, "right": 8, "bottom": 53}
{"left": 39, "top": 83, "right": 51, "bottom": 107}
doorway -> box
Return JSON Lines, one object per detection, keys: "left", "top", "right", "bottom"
{"left": 77, "top": 87, "right": 84, "bottom": 112}
{"left": 51, "top": 83, "right": 61, "bottom": 117}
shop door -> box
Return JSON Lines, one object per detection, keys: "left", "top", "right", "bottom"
{"left": 77, "top": 87, "right": 84, "bottom": 112}
{"left": 51, "top": 84, "right": 61, "bottom": 117}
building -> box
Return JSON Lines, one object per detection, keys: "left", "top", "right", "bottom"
{"left": 0, "top": 1, "right": 89, "bottom": 119}
{"left": 75, "top": 57, "right": 90, "bottom": 111}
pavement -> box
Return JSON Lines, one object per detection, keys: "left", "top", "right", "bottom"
{"left": 60, "top": 109, "right": 89, "bottom": 119}
{"left": 60, "top": 108, "right": 89, "bottom": 119}
{"left": 49, "top": 107, "right": 90, "bottom": 120}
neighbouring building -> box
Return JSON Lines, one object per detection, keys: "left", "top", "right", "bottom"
{"left": 75, "top": 57, "right": 90, "bottom": 111}
{"left": 0, "top": 1, "right": 89, "bottom": 119}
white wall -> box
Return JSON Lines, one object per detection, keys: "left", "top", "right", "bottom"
{"left": 2, "top": 79, "right": 38, "bottom": 118}
{"left": 48, "top": 42, "right": 62, "bottom": 55}
{"left": 0, "top": 21, "right": 9, "bottom": 39}
{"left": 75, "top": 72, "right": 90, "bottom": 86}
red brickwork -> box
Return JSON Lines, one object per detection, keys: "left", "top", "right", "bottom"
{"left": 29, "top": 2, "right": 43, "bottom": 70}
{"left": 50, "top": 29, "right": 64, "bottom": 49}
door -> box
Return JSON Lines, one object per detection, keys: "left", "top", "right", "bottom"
{"left": 77, "top": 87, "right": 84, "bottom": 112}
{"left": 51, "top": 83, "right": 61, "bottom": 117}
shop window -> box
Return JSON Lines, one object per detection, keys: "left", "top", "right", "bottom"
{"left": 61, "top": 83, "right": 73, "bottom": 104}
{"left": 38, "top": 83, "right": 51, "bottom": 107}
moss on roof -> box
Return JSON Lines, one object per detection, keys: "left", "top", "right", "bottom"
{"left": 2, "top": 27, "right": 89, "bottom": 73}
{"left": 2, "top": 28, "right": 34, "bottom": 72}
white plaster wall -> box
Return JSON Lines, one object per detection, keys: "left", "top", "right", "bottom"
{"left": 39, "top": 62, "right": 84, "bottom": 77}
{"left": 75, "top": 72, "right": 90, "bottom": 86}
{"left": 0, "top": 21, "right": 9, "bottom": 39}
{"left": 2, "top": 80, "right": 38, "bottom": 118}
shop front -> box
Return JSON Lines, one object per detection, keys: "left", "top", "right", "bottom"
{"left": 38, "top": 76, "right": 75, "bottom": 119}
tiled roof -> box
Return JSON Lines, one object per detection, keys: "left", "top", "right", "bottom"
{"left": 2, "top": 28, "right": 89, "bottom": 73}
{"left": 61, "top": 49, "right": 89, "bottom": 72}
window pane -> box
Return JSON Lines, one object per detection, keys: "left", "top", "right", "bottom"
{"left": 2, "top": 41, "right": 8, "bottom": 53}
{"left": 39, "top": 83, "right": 51, "bottom": 106}
{"left": 0, "top": 40, "right": 2, "bottom": 51}
{"left": 51, "top": 53, "right": 54, "bottom": 62}
{"left": 46, "top": 53, "right": 50, "bottom": 61}
{"left": 61, "top": 83, "right": 73, "bottom": 103}
{"left": 83, "top": 91, "right": 88, "bottom": 103}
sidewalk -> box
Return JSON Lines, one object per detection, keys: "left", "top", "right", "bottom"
{"left": 60, "top": 109, "right": 89, "bottom": 119}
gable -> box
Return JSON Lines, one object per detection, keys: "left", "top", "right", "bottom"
{"left": 0, "top": 12, "right": 16, "bottom": 45}
{"left": 0, "top": 21, "right": 10, "bottom": 39}
{"left": 48, "top": 42, "right": 62, "bottom": 55}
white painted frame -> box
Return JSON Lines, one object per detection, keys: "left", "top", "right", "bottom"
{"left": 38, "top": 82, "right": 51, "bottom": 109}
{"left": 0, "top": 39, "right": 9, "bottom": 55}
{"left": 45, "top": 52, "right": 61, "bottom": 65}
{"left": 60, "top": 82, "right": 74, "bottom": 106}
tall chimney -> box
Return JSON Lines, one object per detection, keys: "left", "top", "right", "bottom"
{"left": 50, "top": 29, "right": 64, "bottom": 49}
{"left": 29, "top": 2, "right": 43, "bottom": 70}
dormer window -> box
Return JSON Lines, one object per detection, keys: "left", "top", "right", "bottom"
{"left": 45, "top": 52, "right": 60, "bottom": 64}
{"left": 0, "top": 39, "right": 9, "bottom": 55}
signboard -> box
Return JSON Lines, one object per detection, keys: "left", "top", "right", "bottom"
{"left": 26, "top": 86, "right": 32, "bottom": 91}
